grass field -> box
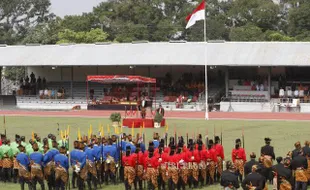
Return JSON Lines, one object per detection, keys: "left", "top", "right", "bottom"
{"left": 1, "top": 116, "right": 310, "bottom": 190}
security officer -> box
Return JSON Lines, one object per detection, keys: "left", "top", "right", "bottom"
{"left": 220, "top": 161, "right": 240, "bottom": 190}
{"left": 244, "top": 152, "right": 260, "bottom": 176}
{"left": 260, "top": 137, "right": 275, "bottom": 183}
{"left": 242, "top": 165, "right": 266, "bottom": 190}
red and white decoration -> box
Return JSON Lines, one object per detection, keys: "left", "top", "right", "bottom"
{"left": 185, "top": 0, "right": 205, "bottom": 29}
{"left": 87, "top": 75, "right": 156, "bottom": 84}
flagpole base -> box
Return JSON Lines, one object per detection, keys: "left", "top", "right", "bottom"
{"left": 205, "top": 111, "right": 209, "bottom": 120}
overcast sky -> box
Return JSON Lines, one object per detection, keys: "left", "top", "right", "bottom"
{"left": 50, "top": 0, "right": 105, "bottom": 17}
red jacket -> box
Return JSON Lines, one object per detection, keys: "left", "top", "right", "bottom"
{"left": 184, "top": 150, "right": 201, "bottom": 163}
{"left": 231, "top": 148, "right": 246, "bottom": 163}
{"left": 167, "top": 153, "right": 180, "bottom": 165}
{"left": 144, "top": 155, "right": 159, "bottom": 169}
{"left": 122, "top": 154, "right": 136, "bottom": 167}
{"left": 205, "top": 148, "right": 218, "bottom": 163}
{"left": 132, "top": 151, "right": 144, "bottom": 165}
{"left": 213, "top": 144, "right": 224, "bottom": 160}
{"left": 195, "top": 144, "right": 206, "bottom": 150}
{"left": 155, "top": 151, "right": 169, "bottom": 166}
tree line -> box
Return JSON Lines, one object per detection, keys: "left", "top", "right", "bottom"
{"left": 1, "top": 0, "right": 310, "bottom": 45}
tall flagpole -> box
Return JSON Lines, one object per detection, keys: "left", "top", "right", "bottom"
{"left": 204, "top": 0, "right": 209, "bottom": 120}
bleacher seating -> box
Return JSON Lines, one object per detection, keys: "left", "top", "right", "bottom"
{"left": 15, "top": 81, "right": 222, "bottom": 110}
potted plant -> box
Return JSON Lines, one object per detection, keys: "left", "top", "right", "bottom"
{"left": 154, "top": 112, "right": 163, "bottom": 128}
{"left": 110, "top": 112, "right": 121, "bottom": 127}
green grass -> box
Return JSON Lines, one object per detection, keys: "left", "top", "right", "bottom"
{"left": 1, "top": 116, "right": 310, "bottom": 189}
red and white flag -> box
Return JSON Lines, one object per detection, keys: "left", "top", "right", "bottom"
{"left": 185, "top": 0, "right": 205, "bottom": 29}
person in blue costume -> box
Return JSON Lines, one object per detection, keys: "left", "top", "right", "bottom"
{"left": 54, "top": 146, "right": 69, "bottom": 190}
{"left": 29, "top": 143, "right": 45, "bottom": 190}
{"left": 92, "top": 138, "right": 102, "bottom": 186}
{"left": 16, "top": 145, "right": 32, "bottom": 190}
{"left": 85, "top": 142, "right": 98, "bottom": 190}
{"left": 103, "top": 138, "right": 118, "bottom": 185}
{"left": 71, "top": 141, "right": 87, "bottom": 190}
{"left": 153, "top": 133, "right": 160, "bottom": 148}
{"left": 70, "top": 141, "right": 79, "bottom": 188}
{"left": 43, "top": 140, "right": 59, "bottom": 190}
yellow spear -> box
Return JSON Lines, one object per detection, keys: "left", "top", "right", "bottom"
{"left": 131, "top": 122, "right": 134, "bottom": 136}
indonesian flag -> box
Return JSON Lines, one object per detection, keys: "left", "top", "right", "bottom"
{"left": 185, "top": 0, "right": 205, "bottom": 29}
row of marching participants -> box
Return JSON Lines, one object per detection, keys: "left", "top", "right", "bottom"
{"left": 0, "top": 131, "right": 226, "bottom": 190}
{"left": 223, "top": 138, "right": 310, "bottom": 190}
{"left": 123, "top": 135, "right": 225, "bottom": 190}
{"left": 0, "top": 133, "right": 69, "bottom": 190}
{"left": 2, "top": 131, "right": 310, "bottom": 190}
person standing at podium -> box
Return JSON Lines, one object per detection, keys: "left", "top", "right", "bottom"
{"left": 156, "top": 104, "right": 165, "bottom": 117}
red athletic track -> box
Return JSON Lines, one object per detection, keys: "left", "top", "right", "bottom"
{"left": 0, "top": 110, "right": 310, "bottom": 121}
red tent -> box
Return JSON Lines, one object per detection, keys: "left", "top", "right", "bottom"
{"left": 86, "top": 75, "right": 157, "bottom": 109}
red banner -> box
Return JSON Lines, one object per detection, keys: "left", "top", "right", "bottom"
{"left": 87, "top": 75, "right": 156, "bottom": 84}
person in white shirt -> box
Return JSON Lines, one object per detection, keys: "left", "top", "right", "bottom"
{"left": 279, "top": 88, "right": 285, "bottom": 98}
{"left": 260, "top": 84, "right": 264, "bottom": 91}
{"left": 44, "top": 89, "right": 48, "bottom": 97}
{"left": 287, "top": 88, "right": 293, "bottom": 97}
{"left": 294, "top": 89, "right": 299, "bottom": 97}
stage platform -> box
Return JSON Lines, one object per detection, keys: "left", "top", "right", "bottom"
{"left": 88, "top": 104, "right": 138, "bottom": 110}
{"left": 123, "top": 118, "right": 166, "bottom": 128}
{"left": 87, "top": 100, "right": 153, "bottom": 110}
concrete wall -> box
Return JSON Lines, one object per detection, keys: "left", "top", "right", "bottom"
{"left": 300, "top": 103, "right": 310, "bottom": 113}
{"left": 17, "top": 102, "right": 88, "bottom": 110}
{"left": 220, "top": 102, "right": 272, "bottom": 112}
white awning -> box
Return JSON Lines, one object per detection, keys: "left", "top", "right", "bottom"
{"left": 0, "top": 42, "right": 310, "bottom": 66}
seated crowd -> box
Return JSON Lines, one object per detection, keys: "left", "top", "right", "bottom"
{"left": 236, "top": 79, "right": 268, "bottom": 92}
{"left": 89, "top": 85, "right": 154, "bottom": 105}
{"left": 17, "top": 72, "right": 67, "bottom": 99}
{"left": 161, "top": 72, "right": 203, "bottom": 106}
{"left": 39, "top": 87, "right": 66, "bottom": 99}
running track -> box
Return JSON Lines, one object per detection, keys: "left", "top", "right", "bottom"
{"left": 0, "top": 110, "right": 310, "bottom": 121}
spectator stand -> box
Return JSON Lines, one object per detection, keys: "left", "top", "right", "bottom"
{"left": 86, "top": 75, "right": 157, "bottom": 114}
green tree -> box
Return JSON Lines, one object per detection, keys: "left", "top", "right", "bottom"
{"left": 93, "top": 0, "right": 199, "bottom": 42}
{"left": 288, "top": 2, "right": 310, "bottom": 37}
{"left": 227, "top": 0, "right": 280, "bottom": 31}
{"left": 60, "top": 13, "right": 96, "bottom": 32}
{"left": 264, "top": 30, "right": 295, "bottom": 41}
{"left": 57, "top": 28, "right": 109, "bottom": 44}
{"left": 22, "top": 17, "right": 62, "bottom": 44}
{"left": 0, "top": 0, "right": 54, "bottom": 44}
{"left": 4, "top": 67, "right": 25, "bottom": 81}
{"left": 229, "top": 24, "right": 264, "bottom": 41}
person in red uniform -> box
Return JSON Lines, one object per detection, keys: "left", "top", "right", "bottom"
{"left": 167, "top": 145, "right": 180, "bottom": 190}
{"left": 206, "top": 139, "right": 218, "bottom": 185}
{"left": 144, "top": 147, "right": 159, "bottom": 190}
{"left": 155, "top": 139, "right": 169, "bottom": 190}
{"left": 197, "top": 140, "right": 207, "bottom": 188}
{"left": 122, "top": 146, "right": 136, "bottom": 190}
{"left": 213, "top": 136, "right": 225, "bottom": 182}
{"left": 133, "top": 144, "right": 144, "bottom": 190}
{"left": 184, "top": 139, "right": 200, "bottom": 189}
{"left": 232, "top": 138, "right": 246, "bottom": 182}
{"left": 144, "top": 141, "right": 154, "bottom": 157}
{"left": 177, "top": 140, "right": 188, "bottom": 190}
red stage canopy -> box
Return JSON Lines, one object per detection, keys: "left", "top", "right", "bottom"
{"left": 87, "top": 75, "right": 156, "bottom": 84}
